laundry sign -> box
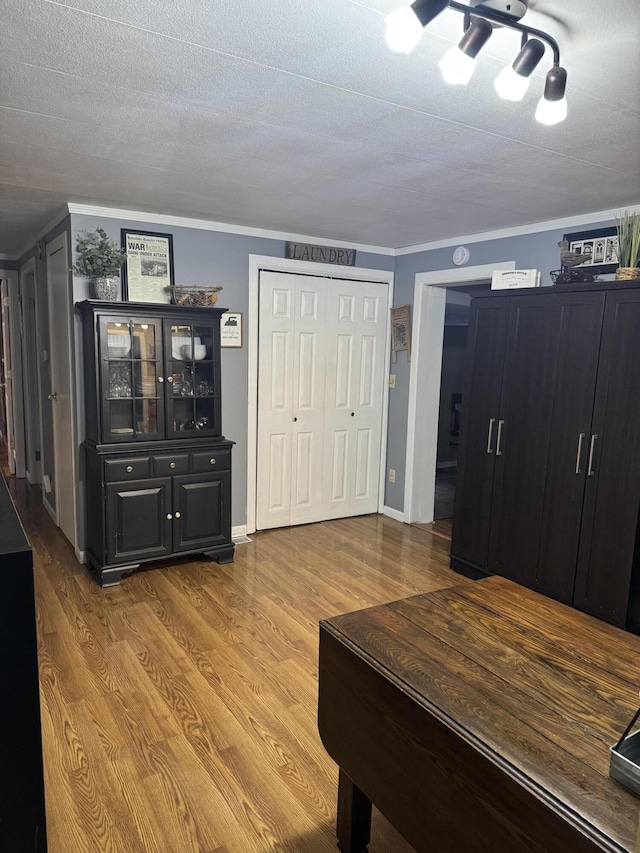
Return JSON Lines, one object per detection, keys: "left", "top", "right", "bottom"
{"left": 285, "top": 241, "right": 356, "bottom": 266}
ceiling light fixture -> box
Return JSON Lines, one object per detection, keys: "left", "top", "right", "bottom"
{"left": 494, "top": 37, "right": 545, "bottom": 100}
{"left": 385, "top": 0, "right": 449, "bottom": 53}
{"left": 535, "top": 65, "right": 568, "bottom": 125}
{"left": 438, "top": 17, "right": 493, "bottom": 85}
{"left": 384, "top": 0, "right": 568, "bottom": 124}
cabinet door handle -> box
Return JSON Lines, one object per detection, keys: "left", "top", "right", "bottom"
{"left": 587, "top": 434, "right": 598, "bottom": 477}
{"left": 575, "top": 433, "right": 585, "bottom": 474}
{"left": 486, "top": 418, "right": 495, "bottom": 454}
{"left": 169, "top": 462, "right": 176, "bottom": 469}
{"left": 166, "top": 375, "right": 173, "bottom": 383}
{"left": 166, "top": 513, "right": 173, "bottom": 520}
{"left": 158, "top": 376, "right": 164, "bottom": 383}
{"left": 495, "top": 420, "right": 505, "bottom": 457}
{"left": 174, "top": 511, "right": 181, "bottom": 519}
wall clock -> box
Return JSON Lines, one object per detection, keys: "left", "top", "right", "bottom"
{"left": 453, "top": 246, "right": 470, "bottom": 266}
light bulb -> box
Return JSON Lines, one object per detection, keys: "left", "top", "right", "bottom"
{"left": 439, "top": 47, "right": 476, "bottom": 85}
{"left": 535, "top": 95, "right": 568, "bottom": 125}
{"left": 494, "top": 65, "right": 530, "bottom": 101}
{"left": 385, "top": 6, "right": 424, "bottom": 54}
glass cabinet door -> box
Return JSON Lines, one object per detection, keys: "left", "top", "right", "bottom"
{"left": 166, "top": 320, "right": 219, "bottom": 438}
{"left": 100, "top": 318, "right": 164, "bottom": 442}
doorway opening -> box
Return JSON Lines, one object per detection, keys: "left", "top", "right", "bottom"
{"left": 404, "top": 261, "right": 515, "bottom": 526}
{"left": 433, "top": 284, "right": 490, "bottom": 520}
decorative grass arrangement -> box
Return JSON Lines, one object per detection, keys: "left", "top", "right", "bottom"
{"left": 615, "top": 210, "right": 640, "bottom": 273}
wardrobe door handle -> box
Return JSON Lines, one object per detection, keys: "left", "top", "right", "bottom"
{"left": 495, "top": 420, "right": 504, "bottom": 457}
{"left": 575, "top": 433, "right": 585, "bottom": 474}
{"left": 486, "top": 418, "right": 495, "bottom": 454}
{"left": 587, "top": 434, "right": 598, "bottom": 477}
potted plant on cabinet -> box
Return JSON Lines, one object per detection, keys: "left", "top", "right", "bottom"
{"left": 615, "top": 211, "right": 640, "bottom": 280}
{"left": 73, "top": 227, "right": 128, "bottom": 300}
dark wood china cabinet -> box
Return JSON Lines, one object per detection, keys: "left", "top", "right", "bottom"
{"left": 77, "top": 301, "right": 234, "bottom": 586}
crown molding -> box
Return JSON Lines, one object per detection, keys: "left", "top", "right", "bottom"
{"left": 66, "top": 203, "right": 395, "bottom": 256}
{"left": 395, "top": 204, "right": 640, "bottom": 256}
{"left": 9, "top": 201, "right": 640, "bottom": 262}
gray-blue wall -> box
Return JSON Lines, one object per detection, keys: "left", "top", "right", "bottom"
{"left": 70, "top": 213, "right": 394, "bottom": 533}
{"left": 17, "top": 209, "right": 628, "bottom": 541}
{"left": 385, "top": 216, "right": 619, "bottom": 512}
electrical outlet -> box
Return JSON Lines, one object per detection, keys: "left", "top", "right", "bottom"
{"left": 389, "top": 374, "right": 396, "bottom": 388}
{"left": 388, "top": 468, "right": 396, "bottom": 483}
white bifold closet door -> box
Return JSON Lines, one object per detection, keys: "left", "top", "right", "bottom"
{"left": 257, "top": 271, "right": 388, "bottom": 530}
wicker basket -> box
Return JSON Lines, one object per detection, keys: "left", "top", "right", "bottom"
{"left": 170, "top": 286, "right": 223, "bottom": 307}
{"left": 615, "top": 267, "right": 640, "bottom": 281}
{"left": 550, "top": 269, "right": 596, "bottom": 285}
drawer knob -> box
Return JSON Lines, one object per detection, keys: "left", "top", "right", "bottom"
{"left": 175, "top": 512, "right": 181, "bottom": 519}
{"left": 170, "top": 462, "right": 176, "bottom": 469}
{"left": 166, "top": 513, "right": 173, "bottom": 520}
{"left": 209, "top": 458, "right": 216, "bottom": 465}
{"left": 126, "top": 465, "right": 133, "bottom": 473}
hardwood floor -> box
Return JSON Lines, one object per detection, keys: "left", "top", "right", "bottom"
{"left": 6, "top": 474, "right": 465, "bottom": 853}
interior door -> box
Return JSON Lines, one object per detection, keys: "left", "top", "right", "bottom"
{"left": 0, "top": 279, "right": 11, "bottom": 464}
{"left": 574, "top": 289, "right": 640, "bottom": 626}
{"left": 19, "top": 268, "right": 42, "bottom": 484}
{"left": 45, "top": 233, "right": 78, "bottom": 548}
{"left": 322, "top": 281, "right": 388, "bottom": 519}
{"left": 257, "top": 272, "right": 327, "bottom": 529}
{"left": 488, "top": 291, "right": 605, "bottom": 602}
{"left": 257, "top": 270, "right": 388, "bottom": 530}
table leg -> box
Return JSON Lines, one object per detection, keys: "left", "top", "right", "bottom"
{"left": 336, "top": 769, "right": 372, "bottom": 853}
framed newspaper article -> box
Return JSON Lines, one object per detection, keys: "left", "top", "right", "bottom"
{"left": 121, "top": 229, "right": 174, "bottom": 303}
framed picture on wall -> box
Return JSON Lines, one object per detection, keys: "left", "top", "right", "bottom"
{"left": 391, "top": 305, "right": 411, "bottom": 363}
{"left": 562, "top": 226, "right": 619, "bottom": 275}
{"left": 221, "top": 312, "right": 243, "bottom": 348}
{"left": 121, "top": 229, "right": 174, "bottom": 303}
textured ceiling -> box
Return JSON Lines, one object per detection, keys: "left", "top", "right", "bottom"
{"left": 2, "top": 0, "right": 639, "bottom": 257}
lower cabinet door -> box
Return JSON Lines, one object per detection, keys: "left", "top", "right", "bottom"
{"left": 106, "top": 478, "right": 173, "bottom": 563}
{"left": 173, "top": 472, "right": 230, "bottom": 552}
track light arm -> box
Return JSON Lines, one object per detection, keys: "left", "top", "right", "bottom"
{"left": 446, "top": 0, "right": 561, "bottom": 65}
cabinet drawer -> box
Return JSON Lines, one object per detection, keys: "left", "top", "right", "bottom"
{"left": 191, "top": 449, "right": 231, "bottom": 473}
{"left": 153, "top": 454, "right": 189, "bottom": 476}
{"left": 104, "top": 456, "right": 151, "bottom": 481}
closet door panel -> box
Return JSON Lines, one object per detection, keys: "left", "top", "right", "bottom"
{"left": 488, "top": 292, "right": 604, "bottom": 600}
{"left": 533, "top": 292, "right": 605, "bottom": 602}
{"left": 488, "top": 296, "right": 561, "bottom": 584}
{"left": 575, "top": 289, "right": 640, "bottom": 627}
{"left": 451, "top": 298, "right": 510, "bottom": 570}
{"left": 323, "top": 284, "right": 387, "bottom": 520}
{"left": 256, "top": 273, "right": 295, "bottom": 529}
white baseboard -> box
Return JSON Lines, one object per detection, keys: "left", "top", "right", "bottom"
{"left": 75, "top": 547, "right": 87, "bottom": 564}
{"left": 382, "top": 505, "right": 406, "bottom": 523}
{"left": 232, "top": 524, "right": 248, "bottom": 539}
